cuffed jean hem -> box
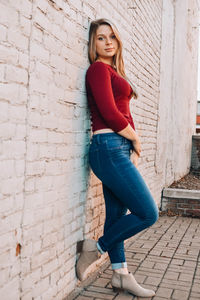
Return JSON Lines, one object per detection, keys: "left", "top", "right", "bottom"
{"left": 96, "top": 241, "right": 106, "bottom": 254}
{"left": 111, "top": 262, "right": 127, "bottom": 270}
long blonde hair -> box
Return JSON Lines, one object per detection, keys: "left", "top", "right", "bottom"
{"left": 88, "top": 18, "right": 138, "bottom": 99}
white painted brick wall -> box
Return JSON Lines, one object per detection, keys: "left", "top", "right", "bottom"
{"left": 0, "top": 0, "right": 199, "bottom": 299}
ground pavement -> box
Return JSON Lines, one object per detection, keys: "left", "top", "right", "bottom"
{"left": 67, "top": 215, "right": 200, "bottom": 300}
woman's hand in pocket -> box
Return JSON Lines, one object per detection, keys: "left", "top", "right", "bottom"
{"left": 131, "top": 151, "right": 139, "bottom": 168}
{"left": 132, "top": 139, "right": 141, "bottom": 157}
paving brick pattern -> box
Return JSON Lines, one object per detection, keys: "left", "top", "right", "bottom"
{"left": 68, "top": 215, "right": 200, "bottom": 300}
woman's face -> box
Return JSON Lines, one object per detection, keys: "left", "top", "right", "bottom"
{"left": 95, "top": 24, "right": 118, "bottom": 62}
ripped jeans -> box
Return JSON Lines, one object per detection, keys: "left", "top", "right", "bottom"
{"left": 88, "top": 132, "right": 159, "bottom": 270}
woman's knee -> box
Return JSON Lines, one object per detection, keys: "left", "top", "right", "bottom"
{"left": 145, "top": 205, "right": 159, "bottom": 227}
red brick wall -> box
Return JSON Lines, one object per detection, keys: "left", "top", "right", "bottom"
{"left": 162, "top": 194, "right": 200, "bottom": 217}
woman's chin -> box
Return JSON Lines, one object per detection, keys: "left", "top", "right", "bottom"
{"left": 100, "top": 53, "right": 115, "bottom": 58}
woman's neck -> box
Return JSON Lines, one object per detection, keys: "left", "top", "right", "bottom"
{"left": 96, "top": 57, "right": 113, "bottom": 66}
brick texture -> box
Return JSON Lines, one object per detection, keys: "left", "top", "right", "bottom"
{"left": 162, "top": 196, "right": 200, "bottom": 217}
{"left": 191, "top": 135, "right": 200, "bottom": 177}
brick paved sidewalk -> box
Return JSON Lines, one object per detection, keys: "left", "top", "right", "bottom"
{"left": 67, "top": 215, "right": 200, "bottom": 300}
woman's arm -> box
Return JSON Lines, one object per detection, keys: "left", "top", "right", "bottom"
{"left": 86, "top": 62, "right": 129, "bottom": 132}
{"left": 117, "top": 123, "right": 141, "bottom": 157}
{"left": 117, "top": 123, "right": 137, "bottom": 141}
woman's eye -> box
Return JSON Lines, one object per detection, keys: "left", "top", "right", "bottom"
{"left": 98, "top": 37, "right": 104, "bottom": 40}
{"left": 111, "top": 35, "right": 116, "bottom": 39}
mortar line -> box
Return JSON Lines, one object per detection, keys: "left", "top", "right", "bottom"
{"left": 187, "top": 223, "right": 200, "bottom": 300}
{"left": 154, "top": 217, "right": 194, "bottom": 299}
{"left": 19, "top": 1, "right": 34, "bottom": 299}
{"left": 130, "top": 215, "right": 178, "bottom": 273}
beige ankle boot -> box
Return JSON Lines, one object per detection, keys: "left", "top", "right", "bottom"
{"left": 111, "top": 271, "right": 155, "bottom": 297}
{"left": 76, "top": 239, "right": 101, "bottom": 281}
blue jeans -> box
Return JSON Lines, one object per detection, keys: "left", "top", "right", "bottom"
{"left": 88, "top": 132, "right": 159, "bottom": 270}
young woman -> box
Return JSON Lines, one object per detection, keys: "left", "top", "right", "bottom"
{"left": 76, "top": 18, "right": 159, "bottom": 297}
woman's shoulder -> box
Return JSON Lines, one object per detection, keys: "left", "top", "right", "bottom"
{"left": 86, "top": 61, "right": 111, "bottom": 77}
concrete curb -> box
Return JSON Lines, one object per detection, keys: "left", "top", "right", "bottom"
{"left": 161, "top": 188, "right": 200, "bottom": 217}
{"left": 163, "top": 188, "right": 200, "bottom": 200}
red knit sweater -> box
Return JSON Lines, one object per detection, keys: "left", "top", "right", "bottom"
{"left": 85, "top": 61, "right": 135, "bottom": 132}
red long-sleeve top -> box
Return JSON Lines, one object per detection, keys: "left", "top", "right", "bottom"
{"left": 85, "top": 61, "right": 135, "bottom": 132}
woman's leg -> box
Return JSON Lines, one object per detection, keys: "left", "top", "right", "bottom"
{"left": 89, "top": 133, "right": 159, "bottom": 254}
{"left": 102, "top": 183, "right": 128, "bottom": 271}
{"left": 83, "top": 133, "right": 158, "bottom": 295}
{"left": 97, "top": 159, "right": 159, "bottom": 252}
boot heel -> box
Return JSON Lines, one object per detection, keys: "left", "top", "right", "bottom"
{"left": 112, "top": 286, "right": 124, "bottom": 293}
